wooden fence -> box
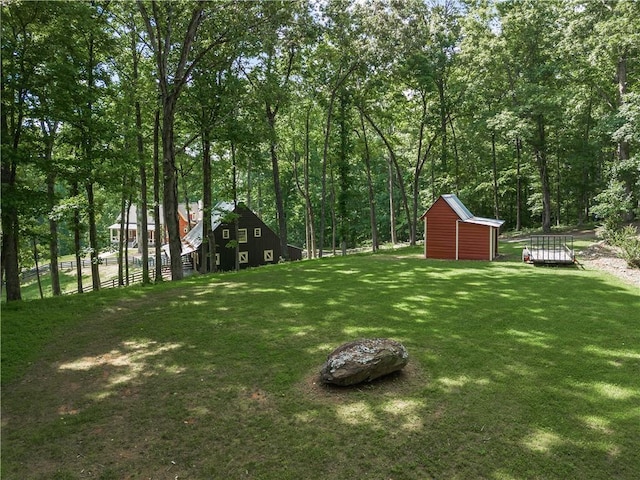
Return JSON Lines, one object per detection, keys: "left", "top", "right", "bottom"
{"left": 20, "top": 255, "right": 174, "bottom": 296}
{"left": 65, "top": 266, "right": 172, "bottom": 295}
{"left": 21, "top": 256, "right": 164, "bottom": 283}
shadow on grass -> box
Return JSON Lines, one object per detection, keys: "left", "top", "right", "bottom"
{"left": 2, "top": 252, "right": 639, "bottom": 479}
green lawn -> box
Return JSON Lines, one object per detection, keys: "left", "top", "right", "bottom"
{"left": 2, "top": 246, "right": 639, "bottom": 479}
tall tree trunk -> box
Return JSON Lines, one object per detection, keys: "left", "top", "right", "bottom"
{"left": 118, "top": 179, "right": 127, "bottom": 286}
{"left": 267, "top": 110, "right": 289, "bottom": 261}
{"left": 491, "top": 131, "right": 500, "bottom": 219}
{"left": 32, "top": 237, "right": 43, "bottom": 300}
{"left": 232, "top": 141, "right": 240, "bottom": 272}
{"left": 330, "top": 160, "right": 337, "bottom": 255}
{"left": 84, "top": 32, "right": 100, "bottom": 291}
{"left": 293, "top": 111, "right": 316, "bottom": 259}
{"left": 201, "top": 128, "right": 213, "bottom": 274}
{"left": 304, "top": 106, "right": 316, "bottom": 258}
{"left": 579, "top": 93, "right": 594, "bottom": 225}
{"left": 534, "top": 115, "right": 552, "bottom": 233}
{"left": 515, "top": 136, "right": 522, "bottom": 231}
{"left": 438, "top": 78, "right": 447, "bottom": 170}
{"left": 136, "top": 101, "right": 150, "bottom": 284}
{"left": 86, "top": 181, "right": 101, "bottom": 290}
{"left": 125, "top": 192, "right": 132, "bottom": 285}
{"left": 389, "top": 160, "right": 397, "bottom": 245}
{"left": 162, "top": 99, "right": 184, "bottom": 280}
{"left": 247, "top": 157, "right": 253, "bottom": 211}
{"left": 556, "top": 154, "right": 561, "bottom": 227}
{"left": 319, "top": 93, "right": 337, "bottom": 259}
{"left": 45, "top": 138, "right": 61, "bottom": 296}
{"left": 131, "top": 26, "right": 150, "bottom": 284}
{"left": 72, "top": 182, "right": 84, "bottom": 294}
{"left": 0, "top": 184, "right": 20, "bottom": 302}
{"left": 359, "top": 109, "right": 378, "bottom": 252}
{"left": 449, "top": 114, "right": 460, "bottom": 196}
{"left": 153, "top": 109, "right": 164, "bottom": 281}
{"left": 181, "top": 165, "right": 193, "bottom": 233}
{"left": 0, "top": 29, "right": 22, "bottom": 301}
{"left": 337, "top": 93, "right": 349, "bottom": 256}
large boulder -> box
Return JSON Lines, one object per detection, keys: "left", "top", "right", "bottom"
{"left": 320, "top": 338, "right": 409, "bottom": 386}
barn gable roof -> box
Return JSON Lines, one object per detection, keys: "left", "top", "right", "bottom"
{"left": 421, "top": 194, "right": 505, "bottom": 228}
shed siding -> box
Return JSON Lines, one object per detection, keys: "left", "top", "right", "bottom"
{"left": 426, "top": 197, "right": 459, "bottom": 259}
{"left": 423, "top": 194, "right": 502, "bottom": 261}
{"left": 458, "top": 222, "right": 491, "bottom": 260}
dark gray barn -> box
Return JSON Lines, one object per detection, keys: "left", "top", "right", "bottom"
{"left": 179, "top": 201, "right": 303, "bottom": 271}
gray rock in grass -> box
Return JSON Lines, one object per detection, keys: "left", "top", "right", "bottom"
{"left": 320, "top": 338, "right": 409, "bottom": 386}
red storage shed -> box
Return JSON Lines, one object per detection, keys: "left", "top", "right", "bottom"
{"left": 420, "top": 194, "right": 505, "bottom": 261}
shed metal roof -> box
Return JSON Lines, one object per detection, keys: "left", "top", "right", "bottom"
{"left": 442, "top": 194, "right": 474, "bottom": 220}
{"left": 422, "top": 194, "right": 505, "bottom": 228}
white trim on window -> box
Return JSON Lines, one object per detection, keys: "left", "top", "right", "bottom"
{"left": 239, "top": 251, "right": 248, "bottom": 264}
{"left": 238, "top": 228, "right": 248, "bottom": 243}
{"left": 215, "top": 253, "right": 220, "bottom": 266}
{"left": 222, "top": 229, "right": 230, "bottom": 239}
{"left": 254, "top": 227, "right": 262, "bottom": 238}
{"left": 264, "top": 249, "right": 273, "bottom": 262}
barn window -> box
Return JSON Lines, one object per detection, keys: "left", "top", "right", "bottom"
{"left": 254, "top": 228, "right": 262, "bottom": 238}
{"left": 222, "top": 229, "right": 230, "bottom": 239}
{"left": 239, "top": 251, "right": 248, "bottom": 264}
{"left": 215, "top": 253, "right": 220, "bottom": 266}
{"left": 238, "top": 228, "right": 248, "bottom": 243}
{"left": 264, "top": 249, "right": 273, "bottom": 262}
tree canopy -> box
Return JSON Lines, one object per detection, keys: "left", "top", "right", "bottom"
{"left": 2, "top": 0, "right": 638, "bottom": 300}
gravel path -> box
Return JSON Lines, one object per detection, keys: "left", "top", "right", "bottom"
{"left": 578, "top": 240, "right": 640, "bottom": 289}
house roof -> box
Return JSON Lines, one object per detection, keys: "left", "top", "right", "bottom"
{"left": 176, "top": 201, "right": 236, "bottom": 256}
{"left": 108, "top": 223, "right": 157, "bottom": 231}
{"left": 109, "top": 205, "right": 155, "bottom": 229}
{"left": 421, "top": 194, "right": 505, "bottom": 228}
{"left": 110, "top": 202, "right": 202, "bottom": 231}
{"left": 178, "top": 202, "right": 202, "bottom": 222}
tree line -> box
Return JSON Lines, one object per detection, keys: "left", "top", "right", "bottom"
{"left": 2, "top": 0, "right": 638, "bottom": 301}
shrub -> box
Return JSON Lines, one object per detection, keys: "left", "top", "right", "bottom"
{"left": 610, "top": 225, "right": 640, "bottom": 268}
{"left": 592, "top": 181, "right": 633, "bottom": 241}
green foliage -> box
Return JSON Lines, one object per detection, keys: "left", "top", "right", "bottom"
{"left": 592, "top": 181, "right": 633, "bottom": 239}
{"left": 609, "top": 225, "right": 640, "bottom": 268}
{"left": 225, "top": 239, "right": 239, "bottom": 249}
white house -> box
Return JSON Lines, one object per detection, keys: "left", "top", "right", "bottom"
{"left": 109, "top": 202, "right": 201, "bottom": 252}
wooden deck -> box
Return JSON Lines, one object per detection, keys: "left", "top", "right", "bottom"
{"left": 523, "top": 235, "right": 576, "bottom": 265}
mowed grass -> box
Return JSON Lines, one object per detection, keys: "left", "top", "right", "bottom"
{"left": 2, "top": 246, "right": 639, "bottom": 480}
